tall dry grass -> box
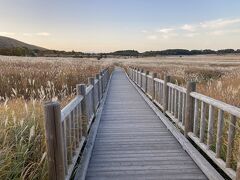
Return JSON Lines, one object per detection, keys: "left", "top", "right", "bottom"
{"left": 117, "top": 55, "right": 240, "bottom": 171}
{"left": 0, "top": 56, "right": 109, "bottom": 179}
{"left": 1, "top": 54, "right": 240, "bottom": 178}
{"left": 114, "top": 55, "right": 240, "bottom": 106}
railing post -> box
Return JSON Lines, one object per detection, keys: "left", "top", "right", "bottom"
{"left": 96, "top": 74, "right": 101, "bottom": 103}
{"left": 89, "top": 77, "right": 96, "bottom": 115}
{"left": 163, "top": 75, "right": 170, "bottom": 114}
{"left": 140, "top": 69, "right": 144, "bottom": 87}
{"left": 129, "top": 68, "right": 132, "bottom": 79}
{"left": 152, "top": 73, "right": 157, "bottom": 100}
{"left": 44, "top": 102, "right": 65, "bottom": 180}
{"left": 132, "top": 68, "right": 134, "bottom": 81}
{"left": 100, "top": 71, "right": 104, "bottom": 96}
{"left": 136, "top": 68, "right": 141, "bottom": 85}
{"left": 184, "top": 81, "right": 196, "bottom": 137}
{"left": 135, "top": 68, "right": 137, "bottom": 82}
{"left": 76, "top": 84, "right": 83, "bottom": 142}
{"left": 77, "top": 84, "right": 88, "bottom": 137}
{"left": 145, "top": 71, "right": 149, "bottom": 93}
{"left": 131, "top": 68, "right": 134, "bottom": 80}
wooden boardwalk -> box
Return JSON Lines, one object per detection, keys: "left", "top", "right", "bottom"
{"left": 84, "top": 69, "right": 209, "bottom": 180}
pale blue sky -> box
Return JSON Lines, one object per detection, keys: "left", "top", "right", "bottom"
{"left": 1, "top": 0, "right": 240, "bottom": 52}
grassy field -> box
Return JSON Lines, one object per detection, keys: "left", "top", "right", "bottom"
{"left": 0, "top": 56, "right": 110, "bottom": 179}
{"left": 0, "top": 54, "right": 240, "bottom": 179}
{"left": 110, "top": 55, "right": 240, "bottom": 106}
{"left": 108, "top": 54, "right": 240, "bottom": 171}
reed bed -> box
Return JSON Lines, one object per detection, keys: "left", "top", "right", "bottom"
{"left": 0, "top": 56, "right": 109, "bottom": 179}
{"left": 116, "top": 55, "right": 240, "bottom": 172}
{"left": 1, "top": 54, "right": 240, "bottom": 179}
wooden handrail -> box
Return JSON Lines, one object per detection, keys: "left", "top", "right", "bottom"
{"left": 43, "top": 68, "right": 110, "bottom": 180}
{"left": 128, "top": 67, "right": 240, "bottom": 180}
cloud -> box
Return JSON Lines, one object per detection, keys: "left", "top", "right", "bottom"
{"left": 208, "top": 29, "right": 240, "bottom": 36}
{"left": 157, "top": 28, "right": 174, "bottom": 33}
{"left": 36, "top": 32, "right": 50, "bottom": 36}
{"left": 142, "top": 17, "right": 240, "bottom": 41}
{"left": 147, "top": 35, "right": 157, "bottom": 40}
{"left": 141, "top": 30, "right": 148, "bottom": 33}
{"left": 181, "top": 24, "right": 196, "bottom": 31}
{"left": 0, "top": 32, "right": 15, "bottom": 36}
{"left": 200, "top": 18, "right": 240, "bottom": 29}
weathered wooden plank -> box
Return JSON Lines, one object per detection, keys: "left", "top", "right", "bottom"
{"left": 84, "top": 69, "right": 211, "bottom": 180}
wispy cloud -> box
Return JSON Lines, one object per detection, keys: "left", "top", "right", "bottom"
{"left": 0, "top": 32, "right": 16, "bottom": 36}
{"left": 36, "top": 32, "right": 50, "bottom": 36}
{"left": 157, "top": 28, "right": 174, "bottom": 33}
{"left": 142, "top": 17, "right": 240, "bottom": 42}
{"left": 181, "top": 24, "right": 196, "bottom": 32}
{"left": 200, "top": 18, "right": 240, "bottom": 29}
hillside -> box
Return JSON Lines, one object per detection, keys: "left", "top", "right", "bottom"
{"left": 0, "top": 36, "right": 46, "bottom": 50}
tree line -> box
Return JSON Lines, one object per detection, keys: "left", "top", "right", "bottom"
{"left": 0, "top": 47, "right": 240, "bottom": 57}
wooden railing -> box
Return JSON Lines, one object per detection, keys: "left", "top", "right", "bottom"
{"left": 43, "top": 68, "right": 110, "bottom": 180}
{"left": 128, "top": 67, "right": 240, "bottom": 180}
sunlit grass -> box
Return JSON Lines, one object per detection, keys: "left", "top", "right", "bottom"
{"left": 0, "top": 56, "right": 109, "bottom": 179}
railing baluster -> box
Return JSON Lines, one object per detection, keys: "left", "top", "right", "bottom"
{"left": 168, "top": 87, "right": 171, "bottom": 112}
{"left": 182, "top": 93, "right": 186, "bottom": 125}
{"left": 152, "top": 73, "right": 157, "bottom": 100}
{"left": 178, "top": 91, "right": 182, "bottom": 122}
{"left": 62, "top": 121, "right": 68, "bottom": 175}
{"left": 89, "top": 77, "right": 96, "bottom": 115}
{"left": 174, "top": 89, "right": 178, "bottom": 118}
{"left": 71, "top": 110, "right": 76, "bottom": 154}
{"left": 226, "top": 115, "right": 237, "bottom": 168}
{"left": 145, "top": 71, "right": 149, "bottom": 92}
{"left": 200, "top": 101, "right": 206, "bottom": 143}
{"left": 216, "top": 109, "right": 224, "bottom": 158}
{"left": 171, "top": 88, "right": 174, "bottom": 114}
{"left": 207, "top": 105, "right": 214, "bottom": 149}
{"left": 74, "top": 107, "right": 79, "bottom": 147}
{"left": 163, "top": 75, "right": 170, "bottom": 114}
{"left": 193, "top": 99, "right": 199, "bottom": 136}
{"left": 67, "top": 113, "right": 73, "bottom": 162}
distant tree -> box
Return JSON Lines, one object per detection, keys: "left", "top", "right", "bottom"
{"left": 202, "top": 49, "right": 216, "bottom": 54}
{"left": 190, "top": 50, "right": 203, "bottom": 55}
{"left": 217, "top": 49, "right": 235, "bottom": 54}
{"left": 111, "top": 50, "right": 139, "bottom": 57}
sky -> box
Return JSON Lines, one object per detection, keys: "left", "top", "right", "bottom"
{"left": 1, "top": 0, "right": 240, "bottom": 52}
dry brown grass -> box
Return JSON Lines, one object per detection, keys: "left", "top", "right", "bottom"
{"left": 110, "top": 55, "right": 240, "bottom": 171}
{"left": 110, "top": 55, "right": 240, "bottom": 106}
{"left": 0, "top": 56, "right": 110, "bottom": 179}
{"left": 1, "top": 54, "right": 240, "bottom": 178}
